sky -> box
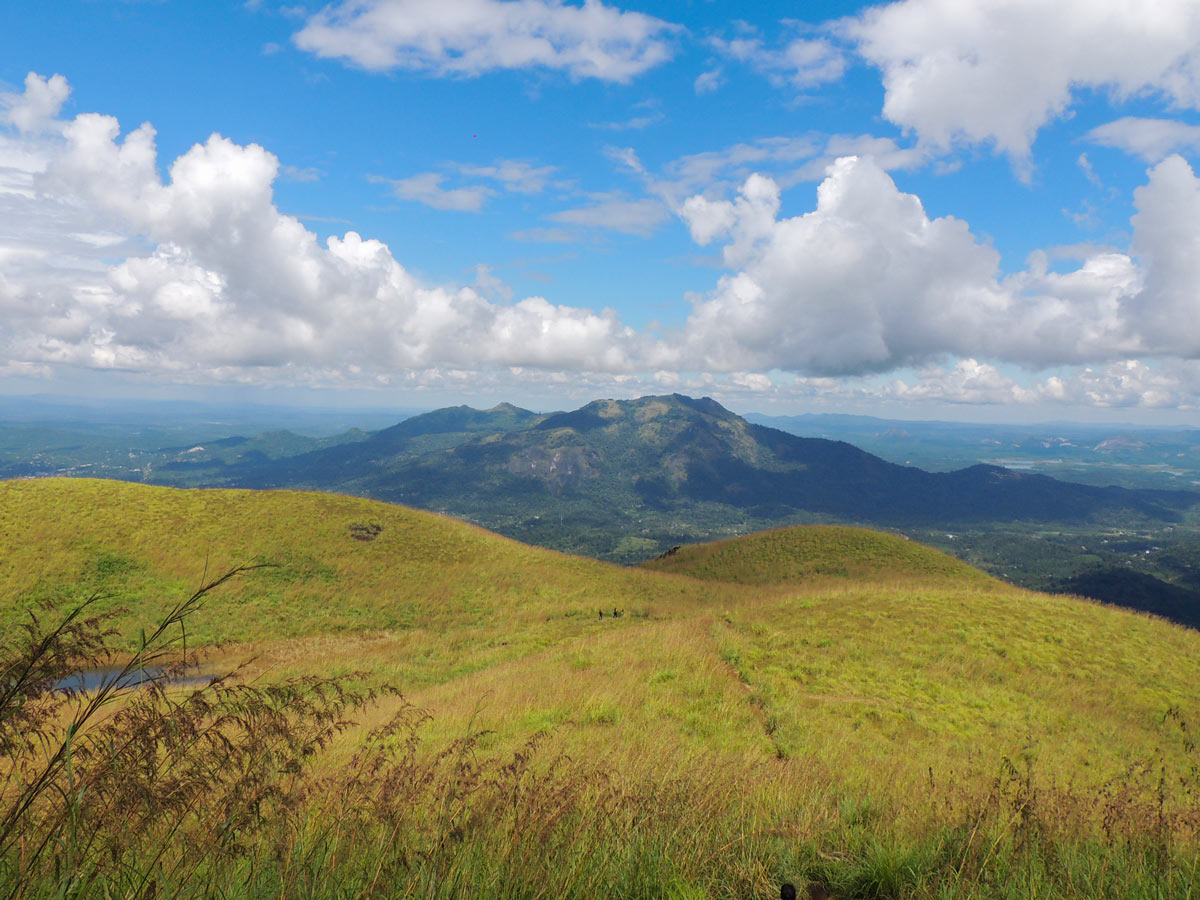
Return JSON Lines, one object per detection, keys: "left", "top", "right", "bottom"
{"left": 2, "top": 0, "right": 1200, "bottom": 423}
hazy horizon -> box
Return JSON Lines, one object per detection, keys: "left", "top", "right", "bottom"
{"left": 2, "top": 387, "right": 1197, "bottom": 432}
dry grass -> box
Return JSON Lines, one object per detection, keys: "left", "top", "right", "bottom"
{"left": 4, "top": 478, "right": 1200, "bottom": 897}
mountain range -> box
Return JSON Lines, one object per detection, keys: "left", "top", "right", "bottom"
{"left": 147, "top": 393, "right": 1199, "bottom": 556}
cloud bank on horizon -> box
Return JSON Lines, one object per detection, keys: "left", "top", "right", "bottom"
{"left": 2, "top": 0, "right": 1200, "bottom": 417}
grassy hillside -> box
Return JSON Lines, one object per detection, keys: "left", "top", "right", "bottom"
{"left": 2, "top": 478, "right": 1197, "bottom": 770}
{"left": 0, "top": 478, "right": 748, "bottom": 696}
{"left": 5, "top": 478, "right": 1200, "bottom": 898}
{"left": 640, "top": 525, "right": 989, "bottom": 585}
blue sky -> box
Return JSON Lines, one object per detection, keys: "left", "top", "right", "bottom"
{"left": 2, "top": 0, "right": 1200, "bottom": 421}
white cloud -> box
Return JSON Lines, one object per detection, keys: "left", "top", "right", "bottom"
{"left": 372, "top": 171, "right": 494, "bottom": 211}
{"left": 1129, "top": 154, "right": 1200, "bottom": 355}
{"left": 1, "top": 72, "right": 70, "bottom": 133}
{"left": 712, "top": 33, "right": 846, "bottom": 89}
{"left": 676, "top": 154, "right": 1200, "bottom": 376}
{"left": 664, "top": 137, "right": 817, "bottom": 189}
{"left": 293, "top": 0, "right": 678, "bottom": 83}
{"left": 0, "top": 74, "right": 663, "bottom": 383}
{"left": 885, "top": 359, "right": 1035, "bottom": 406}
{"left": 587, "top": 113, "right": 662, "bottom": 131}
{"left": 693, "top": 68, "right": 723, "bottom": 95}
{"left": 1077, "top": 153, "right": 1102, "bottom": 188}
{"left": 848, "top": 358, "right": 1200, "bottom": 410}
{"left": 1039, "top": 359, "right": 1200, "bottom": 409}
{"left": 729, "top": 371, "right": 773, "bottom": 392}
{"left": 611, "top": 137, "right": 821, "bottom": 211}
{"left": 547, "top": 193, "right": 669, "bottom": 235}
{"left": 282, "top": 164, "right": 321, "bottom": 182}
{"left": 679, "top": 159, "right": 1013, "bottom": 374}
{"left": 7, "top": 73, "right": 1200, "bottom": 413}
{"left": 373, "top": 159, "right": 555, "bottom": 211}
{"left": 455, "top": 159, "right": 557, "bottom": 193}
{"left": 843, "top": 0, "right": 1200, "bottom": 164}
{"left": 1087, "top": 117, "right": 1200, "bottom": 162}
{"left": 404, "top": 358, "right": 1200, "bottom": 413}
{"left": 509, "top": 226, "right": 578, "bottom": 243}
{"left": 609, "top": 133, "right": 925, "bottom": 221}
{"left": 470, "top": 262, "right": 513, "bottom": 300}
{"left": 787, "top": 134, "right": 927, "bottom": 182}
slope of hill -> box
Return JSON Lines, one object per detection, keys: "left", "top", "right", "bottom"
{"left": 641, "top": 524, "right": 989, "bottom": 586}
{"left": 4, "top": 477, "right": 1199, "bottom": 786}
{"left": 7, "top": 478, "right": 1200, "bottom": 896}
{"left": 0, "top": 476, "right": 727, "bottom": 653}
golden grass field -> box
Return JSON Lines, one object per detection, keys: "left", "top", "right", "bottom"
{"left": 5, "top": 477, "right": 1200, "bottom": 898}
{"left": 5, "top": 477, "right": 1199, "bottom": 787}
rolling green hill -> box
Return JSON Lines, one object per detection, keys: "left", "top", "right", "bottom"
{"left": 4, "top": 477, "right": 1198, "bottom": 782}
{"left": 6, "top": 478, "right": 1200, "bottom": 897}
{"left": 640, "top": 524, "right": 988, "bottom": 585}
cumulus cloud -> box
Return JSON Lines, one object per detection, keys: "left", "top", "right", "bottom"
{"left": 676, "top": 154, "right": 1200, "bottom": 376}
{"left": 846, "top": 359, "right": 1200, "bottom": 410}
{"left": 292, "top": 0, "right": 678, "bottom": 83}
{"left": 1, "top": 72, "right": 70, "bottom": 133}
{"left": 0, "top": 74, "right": 662, "bottom": 383}
{"left": 679, "top": 159, "right": 1010, "bottom": 374}
{"left": 6, "top": 72, "right": 1200, "bottom": 413}
{"left": 885, "top": 359, "right": 1036, "bottom": 406}
{"left": 1087, "top": 117, "right": 1200, "bottom": 162}
{"left": 842, "top": 0, "right": 1200, "bottom": 164}
{"left": 1039, "top": 359, "right": 1200, "bottom": 409}
{"left": 1129, "top": 155, "right": 1200, "bottom": 354}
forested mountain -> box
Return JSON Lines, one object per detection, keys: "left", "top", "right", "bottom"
{"left": 140, "top": 394, "right": 1199, "bottom": 562}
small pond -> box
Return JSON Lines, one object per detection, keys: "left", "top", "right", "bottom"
{"left": 52, "top": 666, "right": 216, "bottom": 693}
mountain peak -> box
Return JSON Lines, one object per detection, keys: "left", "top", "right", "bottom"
{"left": 487, "top": 402, "right": 525, "bottom": 414}
{"left": 536, "top": 394, "right": 738, "bottom": 432}
{"left": 665, "top": 394, "right": 735, "bottom": 418}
